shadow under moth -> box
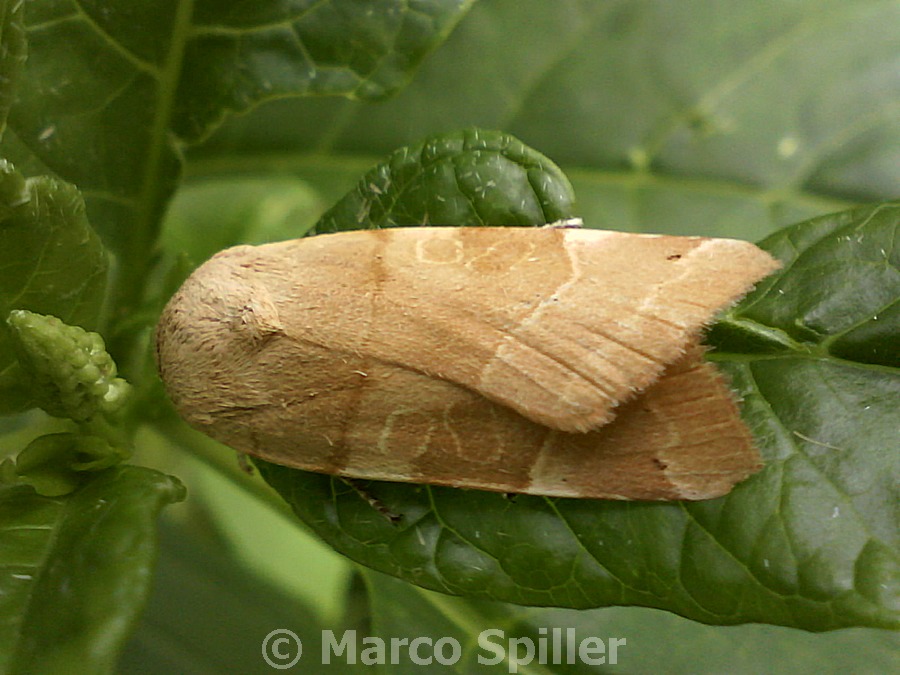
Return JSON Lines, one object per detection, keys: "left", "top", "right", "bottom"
{"left": 156, "top": 224, "right": 779, "bottom": 500}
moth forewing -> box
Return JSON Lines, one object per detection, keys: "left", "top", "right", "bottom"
{"left": 156, "top": 226, "right": 778, "bottom": 500}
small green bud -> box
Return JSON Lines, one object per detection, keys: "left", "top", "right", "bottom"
{"left": 6, "top": 310, "right": 132, "bottom": 421}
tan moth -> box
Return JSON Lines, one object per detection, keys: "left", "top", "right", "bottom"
{"left": 156, "top": 224, "right": 779, "bottom": 500}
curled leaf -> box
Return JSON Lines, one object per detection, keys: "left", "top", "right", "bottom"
{"left": 316, "top": 128, "right": 577, "bottom": 232}
{"left": 8, "top": 432, "right": 129, "bottom": 497}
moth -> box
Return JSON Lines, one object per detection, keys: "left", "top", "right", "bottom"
{"left": 156, "top": 224, "right": 779, "bottom": 500}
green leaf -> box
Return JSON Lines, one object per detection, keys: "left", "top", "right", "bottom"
{"left": 316, "top": 128, "right": 577, "bottom": 232}
{"left": 175, "top": 0, "right": 476, "bottom": 141}
{"left": 0, "top": 0, "right": 26, "bottom": 134}
{"left": 0, "top": 164, "right": 110, "bottom": 416}
{"left": 8, "top": 432, "right": 129, "bottom": 497}
{"left": 360, "top": 571, "right": 900, "bottom": 674}
{"left": 161, "top": 174, "right": 325, "bottom": 266}
{"left": 712, "top": 202, "right": 900, "bottom": 367}
{"left": 157, "top": 126, "right": 576, "bottom": 281}
{"left": 120, "top": 516, "right": 366, "bottom": 675}
{"left": 0, "top": 466, "right": 185, "bottom": 674}
{"left": 361, "top": 572, "right": 497, "bottom": 673}
{"left": 1, "top": 0, "right": 474, "bottom": 296}
{"left": 198, "top": 0, "right": 899, "bottom": 206}
{"left": 182, "top": 447, "right": 353, "bottom": 625}
{"left": 256, "top": 185, "right": 898, "bottom": 631}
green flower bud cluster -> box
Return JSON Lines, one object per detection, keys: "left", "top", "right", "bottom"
{"left": 6, "top": 309, "right": 132, "bottom": 421}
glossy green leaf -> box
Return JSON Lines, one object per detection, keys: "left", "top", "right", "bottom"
{"left": 0, "top": 467, "right": 185, "bottom": 674}
{"left": 1, "top": 0, "right": 474, "bottom": 288}
{"left": 256, "top": 185, "right": 898, "bottom": 631}
{"left": 316, "top": 128, "right": 576, "bottom": 232}
{"left": 0, "top": 164, "right": 110, "bottom": 415}
{"left": 176, "top": 0, "right": 475, "bottom": 141}
{"left": 712, "top": 202, "right": 900, "bottom": 367}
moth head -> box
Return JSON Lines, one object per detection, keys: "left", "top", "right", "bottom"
{"left": 155, "top": 246, "right": 283, "bottom": 418}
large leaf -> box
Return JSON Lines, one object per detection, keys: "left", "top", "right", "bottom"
{"left": 176, "top": 0, "right": 475, "bottom": 141}
{"left": 361, "top": 571, "right": 900, "bottom": 674}
{"left": 0, "top": 466, "right": 185, "bottom": 674}
{"left": 0, "top": 164, "right": 110, "bottom": 415}
{"left": 1, "top": 0, "right": 472, "bottom": 313}
{"left": 120, "top": 516, "right": 364, "bottom": 675}
{"left": 316, "top": 127, "right": 576, "bottom": 231}
{"left": 197, "top": 0, "right": 899, "bottom": 206}
{"left": 254, "top": 138, "right": 898, "bottom": 630}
